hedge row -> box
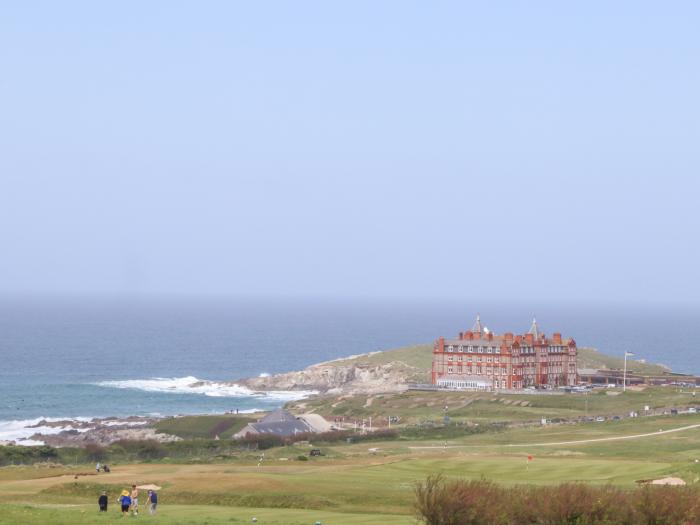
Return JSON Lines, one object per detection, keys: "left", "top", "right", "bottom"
{"left": 415, "top": 476, "right": 700, "bottom": 525}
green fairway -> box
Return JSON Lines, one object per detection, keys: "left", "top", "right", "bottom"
{"left": 0, "top": 504, "right": 413, "bottom": 525}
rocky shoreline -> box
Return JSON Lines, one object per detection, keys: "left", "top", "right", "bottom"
{"left": 236, "top": 359, "right": 421, "bottom": 395}
{"left": 12, "top": 417, "right": 181, "bottom": 448}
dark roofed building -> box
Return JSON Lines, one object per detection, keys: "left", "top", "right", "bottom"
{"left": 258, "top": 409, "right": 299, "bottom": 424}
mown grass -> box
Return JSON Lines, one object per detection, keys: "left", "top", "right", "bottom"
{"left": 154, "top": 415, "right": 254, "bottom": 439}
{"left": 0, "top": 503, "right": 413, "bottom": 525}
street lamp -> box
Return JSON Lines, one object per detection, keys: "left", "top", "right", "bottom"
{"left": 623, "top": 351, "right": 635, "bottom": 392}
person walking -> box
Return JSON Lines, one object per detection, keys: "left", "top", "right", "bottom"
{"left": 95, "top": 462, "right": 100, "bottom": 474}
{"left": 130, "top": 484, "right": 139, "bottom": 515}
{"left": 98, "top": 491, "right": 108, "bottom": 512}
{"left": 119, "top": 490, "right": 131, "bottom": 516}
{"left": 147, "top": 489, "right": 158, "bottom": 515}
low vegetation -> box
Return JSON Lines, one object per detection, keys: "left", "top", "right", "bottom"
{"left": 415, "top": 476, "right": 700, "bottom": 525}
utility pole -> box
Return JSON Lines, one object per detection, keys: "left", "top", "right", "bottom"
{"left": 623, "top": 351, "right": 634, "bottom": 392}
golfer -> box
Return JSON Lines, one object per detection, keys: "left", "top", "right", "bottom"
{"left": 147, "top": 489, "right": 158, "bottom": 514}
{"left": 98, "top": 491, "right": 108, "bottom": 512}
{"left": 119, "top": 490, "right": 131, "bottom": 516}
{"left": 130, "top": 485, "right": 139, "bottom": 515}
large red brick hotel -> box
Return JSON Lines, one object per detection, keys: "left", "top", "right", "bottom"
{"left": 432, "top": 316, "right": 578, "bottom": 390}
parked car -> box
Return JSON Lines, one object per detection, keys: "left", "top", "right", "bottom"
{"left": 309, "top": 449, "right": 323, "bottom": 457}
{"left": 688, "top": 407, "right": 697, "bottom": 414}
{"left": 595, "top": 416, "right": 606, "bottom": 422}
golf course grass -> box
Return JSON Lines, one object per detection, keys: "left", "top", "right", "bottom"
{"left": 2, "top": 412, "right": 700, "bottom": 524}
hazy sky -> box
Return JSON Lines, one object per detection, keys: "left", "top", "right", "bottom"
{"left": 1, "top": 2, "right": 698, "bottom": 303}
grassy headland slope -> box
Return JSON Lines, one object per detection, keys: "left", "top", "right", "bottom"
{"left": 310, "top": 343, "right": 672, "bottom": 385}
{"left": 577, "top": 347, "right": 671, "bottom": 375}
{"left": 327, "top": 343, "right": 433, "bottom": 371}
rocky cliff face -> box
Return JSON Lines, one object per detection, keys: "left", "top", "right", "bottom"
{"left": 239, "top": 360, "right": 422, "bottom": 395}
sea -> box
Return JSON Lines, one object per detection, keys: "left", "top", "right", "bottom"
{"left": 1, "top": 297, "right": 698, "bottom": 444}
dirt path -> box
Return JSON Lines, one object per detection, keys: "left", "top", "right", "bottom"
{"left": 409, "top": 422, "right": 700, "bottom": 449}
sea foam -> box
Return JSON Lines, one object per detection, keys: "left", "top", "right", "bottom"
{"left": 0, "top": 417, "right": 92, "bottom": 445}
{"left": 96, "top": 376, "right": 316, "bottom": 401}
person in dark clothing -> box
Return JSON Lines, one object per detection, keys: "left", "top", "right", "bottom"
{"left": 147, "top": 489, "right": 158, "bottom": 514}
{"left": 98, "top": 491, "right": 108, "bottom": 512}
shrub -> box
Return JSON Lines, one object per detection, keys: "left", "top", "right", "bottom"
{"left": 415, "top": 477, "right": 700, "bottom": 525}
{"left": 84, "top": 443, "right": 107, "bottom": 462}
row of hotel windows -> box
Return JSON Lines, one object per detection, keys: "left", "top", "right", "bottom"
{"left": 521, "top": 366, "right": 575, "bottom": 374}
{"left": 515, "top": 356, "right": 570, "bottom": 364}
{"left": 446, "top": 366, "right": 510, "bottom": 375}
{"left": 446, "top": 345, "right": 570, "bottom": 354}
{"left": 446, "top": 345, "right": 501, "bottom": 354}
{"left": 445, "top": 366, "right": 575, "bottom": 376}
{"left": 447, "top": 355, "right": 501, "bottom": 363}
{"left": 520, "top": 346, "right": 568, "bottom": 354}
{"left": 445, "top": 355, "right": 575, "bottom": 366}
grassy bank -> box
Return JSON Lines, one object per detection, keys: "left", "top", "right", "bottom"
{"left": 290, "top": 386, "right": 699, "bottom": 425}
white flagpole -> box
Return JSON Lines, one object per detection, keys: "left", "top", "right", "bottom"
{"left": 623, "top": 352, "right": 635, "bottom": 392}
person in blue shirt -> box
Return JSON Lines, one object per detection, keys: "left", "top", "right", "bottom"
{"left": 119, "top": 490, "right": 131, "bottom": 516}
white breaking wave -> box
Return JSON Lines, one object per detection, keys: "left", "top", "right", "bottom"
{"left": 96, "top": 376, "right": 316, "bottom": 401}
{"left": 101, "top": 420, "right": 149, "bottom": 427}
{"left": 0, "top": 417, "right": 92, "bottom": 446}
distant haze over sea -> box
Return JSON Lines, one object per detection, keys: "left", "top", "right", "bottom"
{"left": 1, "top": 297, "right": 697, "bottom": 441}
